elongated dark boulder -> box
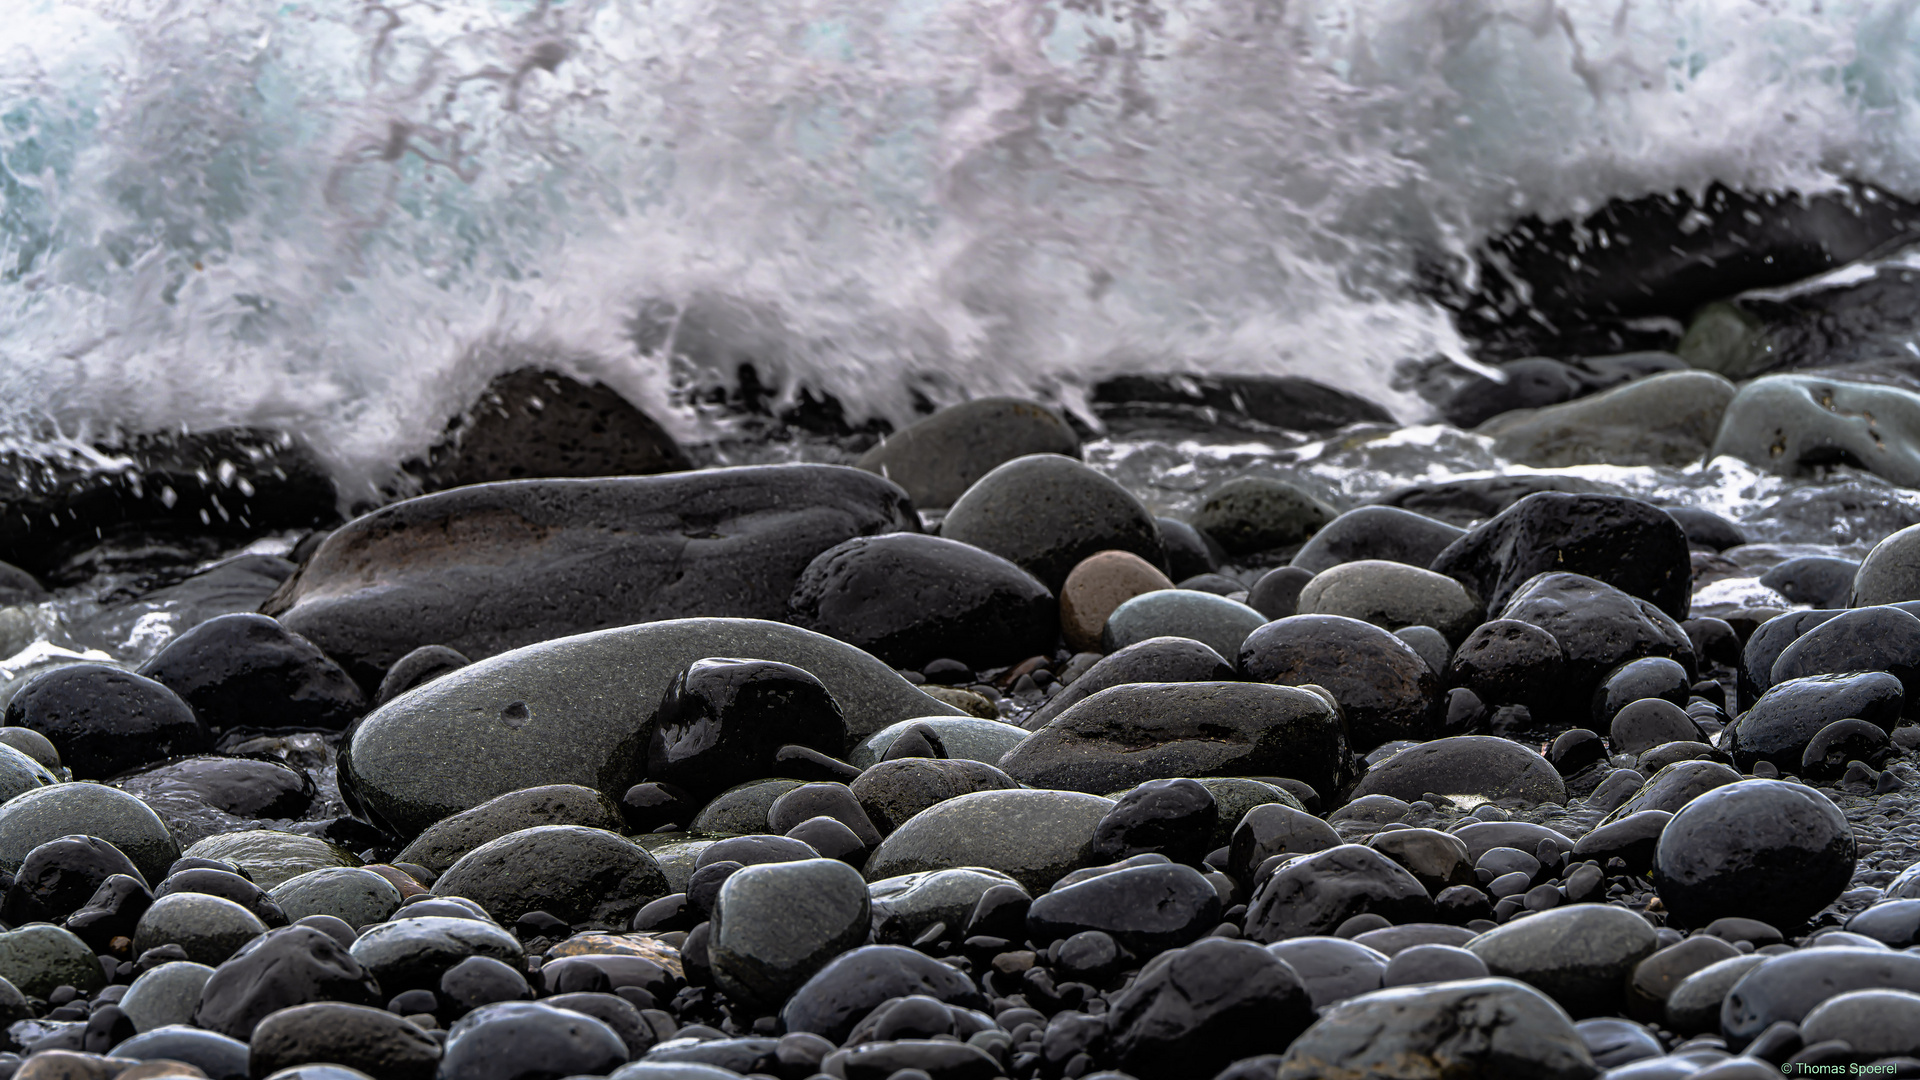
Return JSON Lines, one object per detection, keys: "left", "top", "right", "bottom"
{"left": 137, "top": 613, "right": 363, "bottom": 733}
{"left": 853, "top": 397, "right": 1080, "bottom": 509}
{"left": 1275, "top": 977, "right": 1599, "bottom": 1080}
{"left": 344, "top": 618, "right": 961, "bottom": 836}
{"left": 1770, "top": 605, "right": 1920, "bottom": 717}
{"left": 1244, "top": 845, "right": 1434, "bottom": 942}
{"left": 1001, "top": 682, "right": 1353, "bottom": 797}
{"left": 1240, "top": 615, "right": 1443, "bottom": 751}
{"left": 787, "top": 534, "right": 1055, "bottom": 670}
{"left": 1430, "top": 492, "right": 1692, "bottom": 620}
{"left": 265, "top": 465, "right": 918, "bottom": 685}
{"left": 1723, "top": 671, "right": 1904, "bottom": 772}
{"left": 1022, "top": 637, "right": 1234, "bottom": 732}
{"left": 1104, "top": 937, "right": 1316, "bottom": 1080}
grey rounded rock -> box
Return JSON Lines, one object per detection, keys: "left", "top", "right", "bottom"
{"left": 0, "top": 923, "right": 105, "bottom": 998}
{"left": 1799, "top": 988, "right": 1920, "bottom": 1060}
{"left": 710, "top": 858, "right": 871, "bottom": 1008}
{"left": 1191, "top": 477, "right": 1336, "bottom": 556}
{"left": 1856, "top": 522, "right": 1920, "bottom": 606}
{"left": 863, "top": 789, "right": 1114, "bottom": 893}
{"left": 0, "top": 742, "right": 57, "bottom": 805}
{"left": 132, "top": 892, "right": 269, "bottom": 966}
{"left": 868, "top": 868, "right": 1025, "bottom": 945}
{"left": 688, "top": 780, "right": 805, "bottom": 835}
{"left": 1711, "top": 374, "right": 1920, "bottom": 488}
{"left": 850, "top": 718, "right": 1031, "bottom": 768}
{"left": 348, "top": 915, "right": 524, "bottom": 994}
{"left": 1466, "top": 903, "right": 1659, "bottom": 1017}
{"left": 120, "top": 960, "right": 214, "bottom": 1033}
{"left": 1297, "top": 560, "right": 1481, "bottom": 643}
{"left": 270, "top": 867, "right": 403, "bottom": 928}
{"left": 1274, "top": 977, "right": 1598, "bottom": 1080}
{"left": 854, "top": 398, "right": 1080, "bottom": 510}
{"left": 0, "top": 783, "right": 179, "bottom": 884}
{"left": 849, "top": 759, "right": 1021, "bottom": 835}
{"left": 396, "top": 784, "right": 624, "bottom": 875}
{"left": 0, "top": 728, "right": 59, "bottom": 772}
{"left": 1290, "top": 507, "right": 1464, "bottom": 576}
{"left": 1481, "top": 370, "right": 1735, "bottom": 469}
{"left": 180, "top": 830, "right": 356, "bottom": 890}
{"left": 1353, "top": 736, "right": 1564, "bottom": 808}
{"left": 1101, "top": 590, "right": 1269, "bottom": 662}
{"left": 1662, "top": 953, "right": 1769, "bottom": 1034}
{"left": 940, "top": 454, "right": 1167, "bottom": 590}
{"left": 432, "top": 825, "right": 669, "bottom": 929}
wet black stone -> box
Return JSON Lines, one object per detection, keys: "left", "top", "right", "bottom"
{"left": 1682, "top": 617, "right": 1742, "bottom": 672}
{"left": 1239, "top": 614, "right": 1443, "bottom": 750}
{"left": 1449, "top": 619, "right": 1566, "bottom": 714}
{"left": 1434, "top": 885, "right": 1492, "bottom": 924}
{"left": 940, "top": 454, "right": 1168, "bottom": 590}
{"left": 1228, "top": 804, "right": 1340, "bottom": 883}
{"left": 1243, "top": 845, "right": 1434, "bottom": 942}
{"left": 1246, "top": 566, "right": 1313, "bottom": 621}
{"left": 1494, "top": 572, "right": 1696, "bottom": 720}
{"left": 116, "top": 755, "right": 315, "bottom": 820}
{"left": 1090, "top": 778, "right": 1219, "bottom": 866}
{"left": 1801, "top": 719, "right": 1893, "bottom": 779}
{"left": 767, "top": 783, "right": 882, "bottom": 847}
{"left": 1571, "top": 811, "right": 1671, "bottom": 875}
{"left": 1450, "top": 821, "right": 1575, "bottom": 863}
{"left": 1608, "top": 759, "right": 1742, "bottom": 820}
{"left": 1177, "top": 573, "right": 1244, "bottom": 596}
{"left": 647, "top": 657, "right": 849, "bottom": 795}
{"left": 846, "top": 995, "right": 991, "bottom": 1044}
{"left": 780, "top": 945, "right": 987, "bottom": 1043}
{"left": 0, "top": 561, "right": 47, "bottom": 605}
{"left": 1430, "top": 492, "right": 1693, "bottom": 621}
{"left": 137, "top": 613, "right": 364, "bottom": 733}
{"left": 1022, "top": 636, "right": 1235, "bottom": 731}
{"left": 542, "top": 991, "right": 654, "bottom": 1058}
{"left": 1159, "top": 517, "right": 1223, "bottom": 581}
{"left": 1721, "top": 948, "right": 1920, "bottom": 1048}
{"left": 1593, "top": 657, "right": 1693, "bottom": 729}
{"left": 438, "top": 955, "right": 528, "bottom": 1016}
{"left": 1724, "top": 671, "right": 1904, "bottom": 773}
{"left": 65, "top": 873, "right": 153, "bottom": 953}
{"left": 1289, "top": 506, "right": 1467, "bottom": 576}
{"left": 1351, "top": 735, "right": 1565, "bottom": 807}
{"left": 881, "top": 722, "right": 947, "bottom": 761}
{"left": 1739, "top": 609, "right": 1843, "bottom": 711}
{"left": 1437, "top": 358, "right": 1586, "bottom": 427}
{"left": 110, "top": 1025, "right": 252, "bottom": 1080}
{"left": 1103, "top": 937, "right": 1314, "bottom": 1080}
{"left": 1760, "top": 557, "right": 1860, "bottom": 609}
{"left": 686, "top": 861, "right": 743, "bottom": 917}
{"left": 4, "top": 664, "right": 210, "bottom": 780}
{"left": 1, "top": 835, "right": 146, "bottom": 926}
{"left": 964, "top": 883, "right": 1031, "bottom": 941}
{"left": 619, "top": 781, "right": 698, "bottom": 832}
{"left": 648, "top": 1035, "right": 784, "bottom": 1074}
{"left": 438, "top": 1000, "right": 628, "bottom": 1080}
{"left": 1653, "top": 779, "right": 1855, "bottom": 930}
{"left": 154, "top": 867, "right": 287, "bottom": 926}
{"left": 1663, "top": 507, "right": 1745, "bottom": 552}
{"left": 249, "top": 1001, "right": 442, "bottom": 1080}
{"left": 1027, "top": 863, "right": 1221, "bottom": 955}
{"left": 849, "top": 758, "right": 1020, "bottom": 836}
{"left": 1439, "top": 687, "right": 1492, "bottom": 737}
{"left": 1772, "top": 606, "right": 1920, "bottom": 717}
{"left": 1550, "top": 729, "right": 1607, "bottom": 776}
{"left": 785, "top": 816, "right": 866, "bottom": 863}
{"left": 193, "top": 924, "right": 383, "bottom": 1040}
{"left": 1056, "top": 929, "right": 1123, "bottom": 984}
{"left": 787, "top": 533, "right": 1057, "bottom": 671}
{"left": 1265, "top": 936, "right": 1389, "bottom": 1010}
{"left": 375, "top": 645, "right": 472, "bottom": 706}
{"left": 772, "top": 744, "right": 864, "bottom": 784}
{"left": 1090, "top": 373, "right": 1393, "bottom": 434}
{"left": 1609, "top": 699, "right": 1701, "bottom": 757}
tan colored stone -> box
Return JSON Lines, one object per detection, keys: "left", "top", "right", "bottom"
{"left": 919, "top": 685, "right": 998, "bottom": 719}
{"left": 1058, "top": 551, "right": 1174, "bottom": 652}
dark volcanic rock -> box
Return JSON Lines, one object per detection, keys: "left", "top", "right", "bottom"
{"left": 1801, "top": 718, "right": 1893, "bottom": 778}
{"left": 1001, "top": 681, "right": 1354, "bottom": 797}
{"left": 1607, "top": 699, "right": 1700, "bottom": 758}
{"left": 193, "top": 924, "right": 383, "bottom": 1040}
{"left": 348, "top": 915, "right": 523, "bottom": 994}
{"left": 1664, "top": 506, "right": 1746, "bottom": 551}
{"left": 431, "top": 825, "right": 669, "bottom": 929}
{"left": 1265, "top": 936, "right": 1388, "bottom": 1009}
{"left": 786, "top": 533, "right": 1054, "bottom": 670}
{"left": 1652, "top": 779, "right": 1855, "bottom": 929}
{"left": 780, "top": 945, "right": 986, "bottom": 1043}
{"left": 1466, "top": 904, "right": 1659, "bottom": 1018}
{"left": 1244, "top": 845, "right": 1434, "bottom": 942}
{"left": 850, "top": 758, "right": 1021, "bottom": 835}
{"left": 647, "top": 657, "right": 848, "bottom": 796}
{"left": 137, "top": 613, "right": 363, "bottom": 733}
{"left": 1592, "top": 657, "right": 1692, "bottom": 729}
{"left": 1274, "top": 977, "right": 1600, "bottom": 1080}
{"left": 397, "top": 784, "right": 625, "bottom": 875}
{"left": 375, "top": 645, "right": 471, "bottom": 706}
{"left": 939, "top": 454, "right": 1167, "bottom": 589}
{"left": 1450, "top": 619, "right": 1566, "bottom": 714}
{"left": 265, "top": 464, "right": 918, "bottom": 684}
{"left": 438, "top": 1000, "right": 627, "bottom": 1080}
{"left": 4, "top": 664, "right": 210, "bottom": 780}
{"left": 853, "top": 397, "right": 1080, "bottom": 510}
{"left": 1239, "top": 614, "right": 1442, "bottom": 751}
{"left": 1572, "top": 811, "right": 1671, "bottom": 875}
{"left": 1739, "top": 608, "right": 1843, "bottom": 710}
{"left": 1440, "top": 357, "right": 1586, "bottom": 428}
{"left": 0, "top": 428, "right": 339, "bottom": 579}
{"left": 1021, "top": 636, "right": 1234, "bottom": 731}
{"left": 1090, "top": 778, "right": 1219, "bottom": 866}
{"left": 1027, "top": 862, "right": 1221, "bottom": 955}
{"left": 1493, "top": 572, "right": 1696, "bottom": 719}
{"left": 1724, "top": 671, "right": 1904, "bottom": 772}
{"left": 1190, "top": 477, "right": 1337, "bottom": 556}
{"left": 1104, "top": 937, "right": 1316, "bottom": 1080}
{"left": 249, "top": 1001, "right": 440, "bottom": 1080}
{"left": 116, "top": 755, "right": 315, "bottom": 830}
{"left": 1157, "top": 517, "right": 1222, "bottom": 581}
{"left": 1290, "top": 506, "right": 1466, "bottom": 576}
{"left": 1353, "top": 736, "right": 1565, "bottom": 807}
{"left": 412, "top": 368, "right": 687, "bottom": 491}
{"left": 1090, "top": 373, "right": 1394, "bottom": 434}
{"left": 1, "top": 835, "right": 146, "bottom": 926}
{"left": 1247, "top": 565, "right": 1314, "bottom": 620}
{"left": 1229, "top": 804, "right": 1341, "bottom": 882}
{"left": 1375, "top": 474, "right": 1623, "bottom": 529}
{"left": 1770, "top": 605, "right": 1920, "bottom": 716}
{"left": 1760, "top": 556, "right": 1860, "bottom": 608}
{"left": 1429, "top": 492, "right": 1691, "bottom": 620}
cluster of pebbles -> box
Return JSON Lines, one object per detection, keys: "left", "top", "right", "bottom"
{"left": 4, "top": 351, "right": 1920, "bottom": 1080}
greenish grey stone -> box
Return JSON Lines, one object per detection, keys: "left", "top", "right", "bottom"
{"left": 433, "top": 825, "right": 669, "bottom": 929}
{"left": 182, "top": 830, "right": 358, "bottom": 890}
{"left": 0, "top": 742, "right": 57, "bottom": 804}
{"left": 848, "top": 758, "right": 1022, "bottom": 836}
{"left": 1466, "top": 903, "right": 1659, "bottom": 1018}
{"left": 0, "top": 924, "right": 107, "bottom": 997}
{"left": 348, "top": 915, "right": 523, "bottom": 995}
{"left": 690, "top": 781, "right": 805, "bottom": 835}
{"left": 270, "top": 867, "right": 404, "bottom": 928}
{"left": 120, "top": 961, "right": 214, "bottom": 1032}
{"left": 855, "top": 398, "right": 1080, "bottom": 510}
{"left": 710, "top": 858, "right": 872, "bottom": 1008}
{"left": 132, "top": 892, "right": 269, "bottom": 966}
{"left": 1191, "top": 779, "right": 1306, "bottom": 850}
{"left": 1297, "top": 560, "right": 1481, "bottom": 643}
{"left": 1479, "top": 370, "right": 1737, "bottom": 468}
{"left": 347, "top": 618, "right": 961, "bottom": 836}
{"left": 0, "top": 728, "right": 59, "bottom": 773}
{"left": 863, "top": 789, "right": 1116, "bottom": 892}
{"left": 1190, "top": 477, "right": 1336, "bottom": 555}
{"left": 1101, "top": 591, "right": 1270, "bottom": 661}
{"left": 0, "top": 783, "right": 177, "bottom": 883}
{"left": 0, "top": 974, "right": 26, "bottom": 1024}
{"left": 1678, "top": 301, "right": 1774, "bottom": 379}
{"left": 868, "top": 868, "right": 1025, "bottom": 945}
{"left": 1853, "top": 522, "right": 1920, "bottom": 606}
{"left": 850, "top": 718, "right": 1032, "bottom": 768}
{"left": 633, "top": 838, "right": 715, "bottom": 893}
{"left": 397, "top": 784, "right": 625, "bottom": 874}
{"left": 1711, "top": 374, "right": 1920, "bottom": 487}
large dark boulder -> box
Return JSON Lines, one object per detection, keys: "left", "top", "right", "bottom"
{"left": 939, "top": 454, "right": 1166, "bottom": 589}
{"left": 852, "top": 397, "right": 1080, "bottom": 509}
{"left": 1430, "top": 492, "right": 1692, "bottom": 620}
{"left": 137, "top": 613, "right": 363, "bottom": 733}
{"left": 264, "top": 465, "right": 917, "bottom": 685}
{"left": 1239, "top": 615, "right": 1443, "bottom": 751}
{"left": 1493, "top": 573, "right": 1695, "bottom": 720}
{"left": 1090, "top": 374, "right": 1394, "bottom": 434}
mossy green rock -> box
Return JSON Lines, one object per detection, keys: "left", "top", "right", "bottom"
{"left": 397, "top": 785, "right": 624, "bottom": 874}
{"left": 0, "top": 783, "right": 177, "bottom": 883}
{"left": 0, "top": 924, "right": 106, "bottom": 997}
{"left": 182, "top": 830, "right": 358, "bottom": 890}
{"left": 270, "top": 868, "right": 404, "bottom": 928}
{"left": 347, "top": 618, "right": 961, "bottom": 836}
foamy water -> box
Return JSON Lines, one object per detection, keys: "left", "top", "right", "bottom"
{"left": 4, "top": 0, "right": 1920, "bottom": 500}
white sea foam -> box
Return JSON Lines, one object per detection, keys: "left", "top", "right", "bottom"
{"left": 2, "top": 0, "right": 1918, "bottom": 496}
